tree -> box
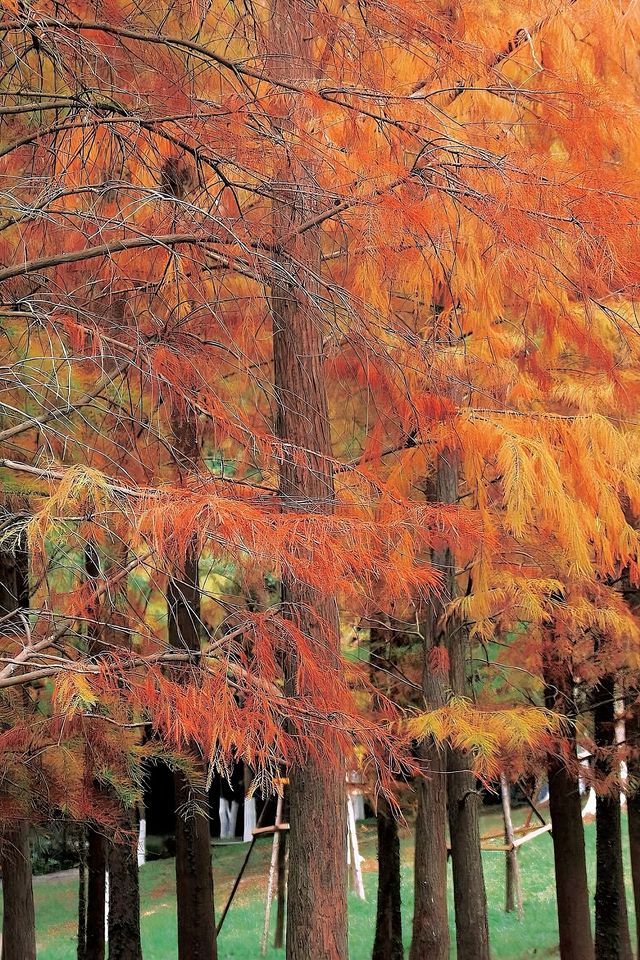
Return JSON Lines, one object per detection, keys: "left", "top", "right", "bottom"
{"left": 592, "top": 670, "right": 632, "bottom": 960}
{"left": 4, "top": 2, "right": 640, "bottom": 957}
{"left": 267, "top": 5, "right": 349, "bottom": 953}
{"left": 542, "top": 632, "right": 594, "bottom": 960}
{"left": 108, "top": 823, "right": 143, "bottom": 960}
{"left": 0, "top": 541, "right": 36, "bottom": 960}
{"left": 369, "top": 620, "right": 404, "bottom": 960}
{"left": 168, "top": 408, "right": 217, "bottom": 960}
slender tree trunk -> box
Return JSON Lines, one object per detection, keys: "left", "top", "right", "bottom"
{"left": 169, "top": 407, "right": 217, "bottom": 960}
{"left": 427, "top": 451, "right": 489, "bottom": 960}
{"left": 627, "top": 691, "right": 640, "bottom": 959}
{"left": 0, "top": 821, "right": 36, "bottom": 960}
{"left": 409, "top": 597, "right": 448, "bottom": 958}
{"left": 369, "top": 622, "right": 404, "bottom": 960}
{"left": 542, "top": 638, "right": 594, "bottom": 960}
{"left": 269, "top": 5, "right": 347, "bottom": 959}
{"left": 592, "top": 673, "right": 632, "bottom": 960}
{"left": 0, "top": 541, "right": 36, "bottom": 960}
{"left": 373, "top": 795, "right": 403, "bottom": 960}
{"left": 83, "top": 547, "right": 107, "bottom": 960}
{"left": 78, "top": 831, "right": 87, "bottom": 960}
{"left": 108, "top": 825, "right": 142, "bottom": 960}
{"left": 85, "top": 828, "right": 107, "bottom": 960}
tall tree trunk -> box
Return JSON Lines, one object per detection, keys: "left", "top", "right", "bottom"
{"left": 78, "top": 831, "right": 87, "bottom": 960}
{"left": 370, "top": 622, "right": 404, "bottom": 960}
{"left": 0, "top": 541, "right": 36, "bottom": 960}
{"left": 83, "top": 547, "right": 107, "bottom": 960}
{"left": 269, "top": 5, "right": 347, "bottom": 959}
{"left": 88, "top": 544, "right": 143, "bottom": 960}
{"left": 169, "top": 406, "right": 218, "bottom": 960}
{"left": 85, "top": 828, "right": 107, "bottom": 960}
{"left": 542, "top": 638, "right": 594, "bottom": 960}
{"left": 627, "top": 691, "right": 640, "bottom": 959}
{"left": 592, "top": 673, "right": 632, "bottom": 960}
{"left": 430, "top": 451, "right": 489, "bottom": 960}
{"left": 174, "top": 773, "right": 217, "bottom": 960}
{"left": 0, "top": 821, "right": 36, "bottom": 960}
{"left": 409, "top": 564, "right": 449, "bottom": 958}
{"left": 373, "top": 795, "right": 403, "bottom": 960}
{"left": 108, "top": 824, "right": 142, "bottom": 960}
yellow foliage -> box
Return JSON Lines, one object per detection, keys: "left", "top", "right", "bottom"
{"left": 408, "top": 697, "right": 557, "bottom": 779}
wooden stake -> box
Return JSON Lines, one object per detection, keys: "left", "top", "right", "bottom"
{"left": 347, "top": 792, "right": 366, "bottom": 901}
{"left": 217, "top": 798, "right": 270, "bottom": 936}
{"left": 273, "top": 831, "right": 288, "bottom": 949}
{"left": 500, "top": 774, "right": 524, "bottom": 920}
{"left": 261, "top": 792, "right": 284, "bottom": 955}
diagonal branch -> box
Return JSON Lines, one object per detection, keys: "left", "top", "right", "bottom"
{"left": 0, "top": 360, "right": 128, "bottom": 444}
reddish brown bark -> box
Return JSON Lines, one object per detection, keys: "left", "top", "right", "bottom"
{"left": 0, "top": 820, "right": 36, "bottom": 960}
{"left": 543, "top": 640, "right": 594, "bottom": 960}
{"left": 268, "top": 5, "right": 347, "bottom": 960}
{"left": 429, "top": 452, "right": 489, "bottom": 960}
{"left": 169, "top": 408, "right": 218, "bottom": 960}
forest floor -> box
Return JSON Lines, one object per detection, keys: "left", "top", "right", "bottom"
{"left": 21, "top": 809, "right": 635, "bottom": 959}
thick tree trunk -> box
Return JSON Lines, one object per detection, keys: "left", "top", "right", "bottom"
{"left": 0, "top": 821, "right": 36, "bottom": 960}
{"left": 168, "top": 407, "right": 218, "bottom": 960}
{"left": 108, "top": 826, "right": 143, "bottom": 960}
{"left": 427, "top": 452, "right": 489, "bottom": 960}
{"left": 592, "top": 673, "right": 632, "bottom": 960}
{"left": 85, "top": 828, "right": 107, "bottom": 960}
{"left": 373, "top": 795, "right": 403, "bottom": 960}
{"left": 269, "top": 5, "right": 347, "bottom": 960}
{"left": 446, "top": 748, "right": 489, "bottom": 960}
{"left": 409, "top": 606, "right": 448, "bottom": 959}
{"left": 627, "top": 692, "right": 640, "bottom": 959}
{"left": 543, "top": 640, "right": 594, "bottom": 960}
{"left": 0, "top": 542, "right": 36, "bottom": 960}
{"left": 175, "top": 773, "right": 217, "bottom": 960}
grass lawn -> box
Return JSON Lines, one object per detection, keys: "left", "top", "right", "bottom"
{"left": 21, "top": 811, "right": 636, "bottom": 959}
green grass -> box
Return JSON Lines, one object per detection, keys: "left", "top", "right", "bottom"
{"left": 23, "top": 812, "right": 637, "bottom": 959}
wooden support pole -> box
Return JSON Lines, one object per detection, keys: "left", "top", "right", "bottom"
{"left": 519, "top": 780, "right": 547, "bottom": 828}
{"left": 273, "top": 830, "right": 288, "bottom": 949}
{"left": 216, "top": 798, "right": 270, "bottom": 936}
{"left": 261, "top": 792, "right": 285, "bottom": 955}
{"left": 501, "top": 774, "right": 524, "bottom": 920}
{"left": 347, "top": 792, "right": 366, "bottom": 901}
